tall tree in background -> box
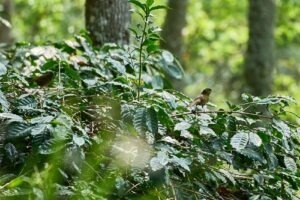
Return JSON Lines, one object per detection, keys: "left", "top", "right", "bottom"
{"left": 85, "top": 0, "right": 130, "bottom": 46}
{"left": 0, "top": 0, "right": 13, "bottom": 44}
{"left": 243, "top": 0, "right": 276, "bottom": 96}
{"left": 161, "top": 0, "right": 188, "bottom": 63}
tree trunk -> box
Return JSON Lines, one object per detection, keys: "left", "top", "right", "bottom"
{"left": 243, "top": 0, "right": 276, "bottom": 96}
{"left": 160, "top": 0, "right": 188, "bottom": 62}
{"left": 85, "top": 0, "right": 130, "bottom": 47}
{"left": 0, "top": 0, "right": 13, "bottom": 44}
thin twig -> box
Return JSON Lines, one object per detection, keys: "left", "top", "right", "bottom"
{"left": 124, "top": 182, "right": 141, "bottom": 195}
{"left": 172, "top": 110, "right": 273, "bottom": 119}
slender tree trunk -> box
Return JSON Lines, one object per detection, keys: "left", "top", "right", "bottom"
{"left": 0, "top": 0, "right": 13, "bottom": 44}
{"left": 160, "top": 0, "right": 188, "bottom": 62}
{"left": 243, "top": 0, "right": 276, "bottom": 96}
{"left": 85, "top": 0, "right": 130, "bottom": 47}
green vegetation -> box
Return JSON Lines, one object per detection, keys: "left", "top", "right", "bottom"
{"left": 0, "top": 0, "right": 299, "bottom": 199}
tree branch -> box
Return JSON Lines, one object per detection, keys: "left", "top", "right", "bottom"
{"left": 172, "top": 110, "right": 273, "bottom": 119}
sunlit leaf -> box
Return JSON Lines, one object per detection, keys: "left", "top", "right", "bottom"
{"left": 230, "top": 131, "right": 249, "bottom": 150}
{"left": 174, "top": 121, "right": 191, "bottom": 131}
{"left": 284, "top": 156, "right": 297, "bottom": 172}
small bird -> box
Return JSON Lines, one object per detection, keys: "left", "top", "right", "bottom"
{"left": 189, "top": 88, "right": 212, "bottom": 108}
{"left": 31, "top": 71, "right": 55, "bottom": 87}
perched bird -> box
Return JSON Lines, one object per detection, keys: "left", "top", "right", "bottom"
{"left": 189, "top": 88, "right": 212, "bottom": 108}
{"left": 31, "top": 71, "right": 55, "bottom": 87}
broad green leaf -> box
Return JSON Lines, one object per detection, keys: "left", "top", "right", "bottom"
{"left": 150, "top": 5, "right": 167, "bottom": 11}
{"left": 107, "top": 58, "right": 126, "bottom": 74}
{"left": 129, "top": 0, "right": 146, "bottom": 11}
{"left": 161, "top": 91, "right": 177, "bottom": 108}
{"left": 151, "top": 75, "right": 164, "bottom": 89}
{"left": 249, "top": 132, "right": 262, "bottom": 147}
{"left": 73, "top": 135, "right": 85, "bottom": 146}
{"left": 230, "top": 131, "right": 249, "bottom": 150}
{"left": 31, "top": 116, "right": 54, "bottom": 124}
{"left": 174, "top": 121, "right": 191, "bottom": 131}
{"left": 0, "top": 62, "right": 7, "bottom": 76}
{"left": 212, "top": 171, "right": 227, "bottom": 183}
{"left": 133, "top": 107, "right": 147, "bottom": 134}
{"left": 64, "top": 64, "right": 81, "bottom": 81}
{"left": 0, "top": 90, "right": 9, "bottom": 111}
{"left": 31, "top": 124, "right": 47, "bottom": 136}
{"left": 249, "top": 195, "right": 261, "bottom": 200}
{"left": 200, "top": 126, "right": 216, "bottom": 136}
{"left": 267, "top": 153, "right": 278, "bottom": 170}
{"left": 273, "top": 119, "right": 291, "bottom": 138}
{"left": 5, "top": 143, "right": 18, "bottom": 162}
{"left": 284, "top": 156, "right": 297, "bottom": 172}
{"left": 160, "top": 57, "right": 184, "bottom": 79}
{"left": 0, "top": 113, "right": 23, "bottom": 121}
{"left": 239, "top": 148, "right": 266, "bottom": 164}
{"left": 180, "top": 130, "right": 193, "bottom": 139}
{"left": 253, "top": 174, "right": 264, "bottom": 185}
{"left": 150, "top": 151, "right": 168, "bottom": 171}
{"left": 161, "top": 136, "right": 180, "bottom": 145}
{"left": 146, "top": 107, "right": 158, "bottom": 134}
{"left": 171, "top": 156, "right": 191, "bottom": 172}
{"left": 162, "top": 50, "right": 174, "bottom": 63}
{"left": 218, "top": 169, "right": 236, "bottom": 185}
{"left": 146, "top": 0, "right": 154, "bottom": 7}
{"left": 4, "top": 122, "right": 32, "bottom": 140}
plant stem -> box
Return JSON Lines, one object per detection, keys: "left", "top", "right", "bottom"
{"left": 137, "top": 15, "right": 148, "bottom": 101}
{"left": 172, "top": 110, "right": 273, "bottom": 119}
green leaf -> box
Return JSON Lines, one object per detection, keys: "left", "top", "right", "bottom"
{"left": 272, "top": 119, "right": 291, "bottom": 138}
{"left": 174, "top": 121, "right": 191, "bottom": 131}
{"left": 161, "top": 61, "right": 184, "bottom": 80}
{"left": 284, "top": 156, "right": 297, "bottom": 172}
{"left": 0, "top": 62, "right": 7, "bottom": 76}
{"left": 129, "top": 0, "right": 146, "bottom": 11}
{"left": 249, "top": 132, "right": 262, "bottom": 147}
{"left": 30, "top": 116, "right": 54, "bottom": 124}
{"left": 73, "top": 135, "right": 85, "bottom": 146}
{"left": 200, "top": 126, "right": 216, "bottom": 136}
{"left": 150, "top": 5, "right": 167, "bottom": 11}
{"left": 171, "top": 156, "right": 191, "bottom": 172}
{"left": 4, "top": 122, "right": 32, "bottom": 140}
{"left": 107, "top": 58, "right": 126, "bottom": 74}
{"left": 64, "top": 64, "right": 81, "bottom": 81}
{"left": 218, "top": 169, "right": 236, "bottom": 185}
{"left": 151, "top": 75, "right": 164, "bottom": 89}
{"left": 230, "top": 131, "right": 249, "bottom": 150}
{"left": 161, "top": 136, "right": 180, "bottom": 145}
{"left": 0, "top": 113, "right": 23, "bottom": 121}
{"left": 5, "top": 143, "right": 18, "bottom": 162}
{"left": 146, "top": 107, "right": 158, "bottom": 134}
{"left": 0, "top": 90, "right": 9, "bottom": 111}
{"left": 239, "top": 148, "right": 266, "bottom": 164}
{"left": 31, "top": 124, "right": 48, "bottom": 136}
{"left": 133, "top": 107, "right": 147, "bottom": 134}
{"left": 162, "top": 50, "right": 174, "bottom": 63}
{"left": 146, "top": 0, "right": 154, "bottom": 7}
{"left": 160, "top": 91, "right": 177, "bottom": 109}
{"left": 150, "top": 151, "right": 168, "bottom": 171}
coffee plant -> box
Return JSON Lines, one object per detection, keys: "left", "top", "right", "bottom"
{"left": 0, "top": 1, "right": 299, "bottom": 199}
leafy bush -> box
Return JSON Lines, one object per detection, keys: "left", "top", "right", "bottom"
{"left": 0, "top": 1, "right": 299, "bottom": 199}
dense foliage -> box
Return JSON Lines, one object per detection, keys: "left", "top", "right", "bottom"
{"left": 0, "top": 1, "right": 299, "bottom": 199}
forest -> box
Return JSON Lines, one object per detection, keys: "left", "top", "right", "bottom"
{"left": 0, "top": 0, "right": 299, "bottom": 199}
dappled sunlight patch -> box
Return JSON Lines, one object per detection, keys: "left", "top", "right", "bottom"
{"left": 111, "top": 136, "right": 153, "bottom": 169}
